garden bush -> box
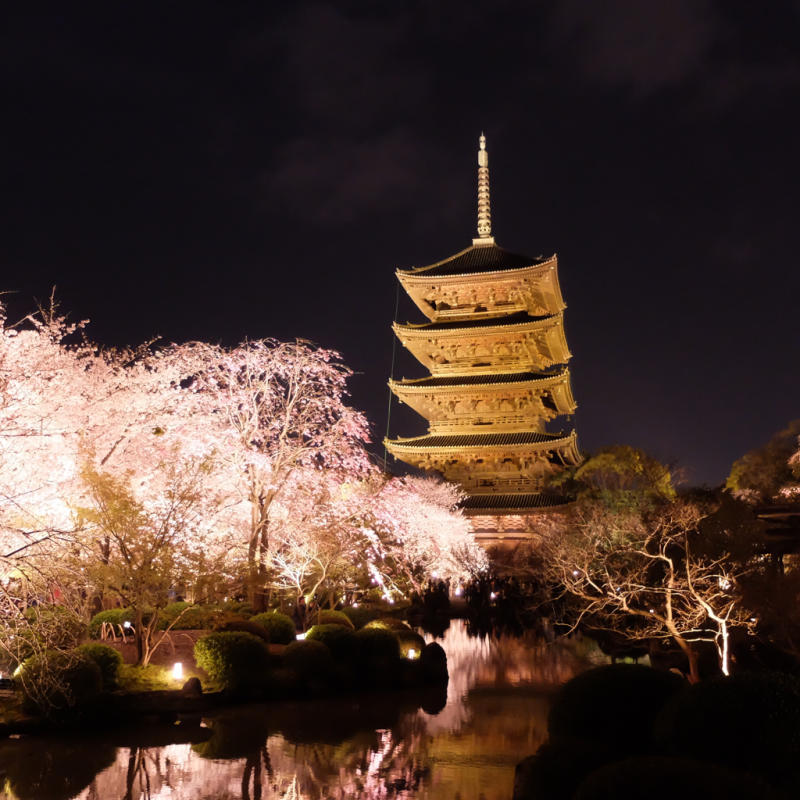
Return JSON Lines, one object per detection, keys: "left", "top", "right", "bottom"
{"left": 316, "top": 609, "right": 355, "bottom": 629}
{"left": 355, "top": 627, "right": 400, "bottom": 663}
{"left": 158, "top": 601, "right": 213, "bottom": 630}
{"left": 341, "top": 606, "right": 381, "bottom": 629}
{"left": 219, "top": 600, "right": 255, "bottom": 618}
{"left": 655, "top": 671, "right": 800, "bottom": 783}
{"left": 75, "top": 643, "right": 122, "bottom": 690}
{"left": 419, "top": 641, "right": 448, "bottom": 683}
{"left": 306, "top": 624, "right": 359, "bottom": 662}
{"left": 19, "top": 650, "right": 102, "bottom": 714}
{"left": 212, "top": 614, "right": 271, "bottom": 643}
{"left": 250, "top": 611, "right": 296, "bottom": 644}
{"left": 283, "top": 639, "right": 333, "bottom": 683}
{"left": 88, "top": 608, "right": 134, "bottom": 638}
{"left": 194, "top": 632, "right": 270, "bottom": 692}
{"left": 363, "top": 617, "right": 411, "bottom": 632}
{"left": 394, "top": 628, "right": 426, "bottom": 658}
{"left": 548, "top": 664, "right": 684, "bottom": 752}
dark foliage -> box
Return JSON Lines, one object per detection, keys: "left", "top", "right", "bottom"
{"left": 75, "top": 643, "right": 122, "bottom": 690}
{"left": 250, "top": 611, "right": 296, "bottom": 644}
{"left": 194, "top": 632, "right": 270, "bottom": 692}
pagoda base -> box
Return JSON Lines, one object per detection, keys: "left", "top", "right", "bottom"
{"left": 464, "top": 494, "right": 571, "bottom": 550}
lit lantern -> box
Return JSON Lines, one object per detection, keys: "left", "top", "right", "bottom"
{"left": 172, "top": 662, "right": 183, "bottom": 680}
{"left": 407, "top": 648, "right": 417, "bottom": 660}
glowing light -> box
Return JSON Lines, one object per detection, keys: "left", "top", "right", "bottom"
{"left": 572, "top": 570, "right": 580, "bottom": 577}
{"left": 649, "top": 608, "right": 655, "bottom": 614}
{"left": 407, "top": 648, "right": 417, "bottom": 660}
{"left": 296, "top": 632, "right": 306, "bottom": 640}
{"left": 454, "top": 587, "right": 462, "bottom": 596}
{"left": 123, "top": 620, "right": 132, "bottom": 629}
{"left": 172, "top": 662, "right": 183, "bottom": 680}
{"left": 489, "top": 591, "right": 497, "bottom": 600}
{"left": 352, "top": 602, "right": 359, "bottom": 608}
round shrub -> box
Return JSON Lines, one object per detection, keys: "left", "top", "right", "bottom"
{"left": 395, "top": 629, "right": 426, "bottom": 658}
{"left": 220, "top": 600, "right": 255, "bottom": 618}
{"left": 316, "top": 609, "right": 355, "bottom": 629}
{"left": 194, "top": 632, "right": 270, "bottom": 692}
{"left": 342, "top": 606, "right": 381, "bottom": 629}
{"left": 364, "top": 617, "right": 411, "bottom": 632}
{"left": 88, "top": 608, "right": 134, "bottom": 639}
{"left": 75, "top": 643, "right": 122, "bottom": 690}
{"left": 420, "top": 641, "right": 448, "bottom": 683}
{"left": 19, "top": 650, "right": 102, "bottom": 714}
{"left": 158, "top": 602, "right": 212, "bottom": 630}
{"left": 355, "top": 627, "right": 400, "bottom": 663}
{"left": 574, "top": 756, "right": 777, "bottom": 800}
{"left": 655, "top": 671, "right": 800, "bottom": 780}
{"left": 283, "top": 639, "right": 333, "bottom": 683}
{"left": 306, "top": 624, "right": 359, "bottom": 662}
{"left": 548, "top": 664, "right": 684, "bottom": 752}
{"left": 250, "top": 611, "right": 296, "bottom": 644}
{"left": 212, "top": 615, "right": 271, "bottom": 643}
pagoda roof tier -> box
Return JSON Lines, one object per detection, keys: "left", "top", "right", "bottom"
{"left": 385, "top": 429, "right": 580, "bottom": 462}
{"left": 397, "top": 251, "right": 564, "bottom": 322}
{"left": 461, "top": 493, "right": 571, "bottom": 512}
{"left": 402, "top": 242, "right": 552, "bottom": 277}
{"left": 393, "top": 312, "right": 571, "bottom": 375}
{"left": 389, "top": 368, "right": 576, "bottom": 429}
{"left": 392, "top": 367, "right": 568, "bottom": 389}
{"left": 398, "top": 310, "right": 549, "bottom": 332}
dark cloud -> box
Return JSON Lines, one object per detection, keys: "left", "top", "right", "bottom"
{"left": 548, "top": 0, "right": 717, "bottom": 93}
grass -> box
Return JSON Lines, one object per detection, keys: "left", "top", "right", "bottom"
{"left": 117, "top": 663, "right": 206, "bottom": 692}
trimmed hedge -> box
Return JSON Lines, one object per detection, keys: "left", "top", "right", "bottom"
{"left": 364, "top": 617, "right": 411, "bottom": 632}
{"left": 194, "top": 632, "right": 270, "bottom": 692}
{"left": 306, "top": 624, "right": 359, "bottom": 662}
{"left": 88, "top": 608, "right": 134, "bottom": 638}
{"left": 395, "top": 629, "right": 426, "bottom": 658}
{"left": 19, "top": 651, "right": 102, "bottom": 713}
{"left": 158, "top": 602, "right": 213, "bottom": 630}
{"left": 283, "top": 639, "right": 333, "bottom": 683}
{"left": 341, "top": 606, "right": 381, "bottom": 629}
{"left": 316, "top": 610, "right": 355, "bottom": 629}
{"left": 655, "top": 671, "right": 800, "bottom": 781}
{"left": 548, "top": 664, "right": 684, "bottom": 751}
{"left": 355, "top": 627, "right": 400, "bottom": 663}
{"left": 250, "top": 611, "right": 296, "bottom": 644}
{"left": 75, "top": 643, "right": 122, "bottom": 690}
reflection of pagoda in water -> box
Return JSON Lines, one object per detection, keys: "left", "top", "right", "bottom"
{"left": 385, "top": 135, "right": 581, "bottom": 544}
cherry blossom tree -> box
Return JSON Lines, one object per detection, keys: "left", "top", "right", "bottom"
{"left": 155, "top": 339, "right": 373, "bottom": 609}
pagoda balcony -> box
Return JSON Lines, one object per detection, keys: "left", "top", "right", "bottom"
{"left": 428, "top": 416, "right": 548, "bottom": 433}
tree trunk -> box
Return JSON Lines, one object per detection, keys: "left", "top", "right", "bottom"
{"left": 674, "top": 636, "right": 700, "bottom": 683}
{"left": 134, "top": 607, "right": 144, "bottom": 665}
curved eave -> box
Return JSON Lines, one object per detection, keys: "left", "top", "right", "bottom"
{"left": 384, "top": 430, "right": 580, "bottom": 461}
{"left": 400, "top": 247, "right": 557, "bottom": 277}
{"left": 393, "top": 313, "right": 562, "bottom": 339}
{"left": 397, "top": 253, "right": 558, "bottom": 283}
{"left": 389, "top": 368, "right": 570, "bottom": 394}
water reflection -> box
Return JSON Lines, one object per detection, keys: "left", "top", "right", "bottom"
{"left": 0, "top": 621, "right": 605, "bottom": 800}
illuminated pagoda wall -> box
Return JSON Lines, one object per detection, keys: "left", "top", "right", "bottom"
{"left": 385, "top": 135, "right": 581, "bottom": 545}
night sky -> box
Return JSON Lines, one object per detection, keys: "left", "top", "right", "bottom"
{"left": 3, "top": 3, "right": 799, "bottom": 486}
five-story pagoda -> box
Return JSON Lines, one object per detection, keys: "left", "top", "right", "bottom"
{"left": 384, "top": 135, "right": 581, "bottom": 543}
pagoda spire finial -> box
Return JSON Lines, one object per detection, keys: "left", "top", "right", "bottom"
{"left": 474, "top": 132, "right": 495, "bottom": 246}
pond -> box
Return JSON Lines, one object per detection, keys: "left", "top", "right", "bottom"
{"left": 0, "top": 621, "right": 608, "bottom": 800}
